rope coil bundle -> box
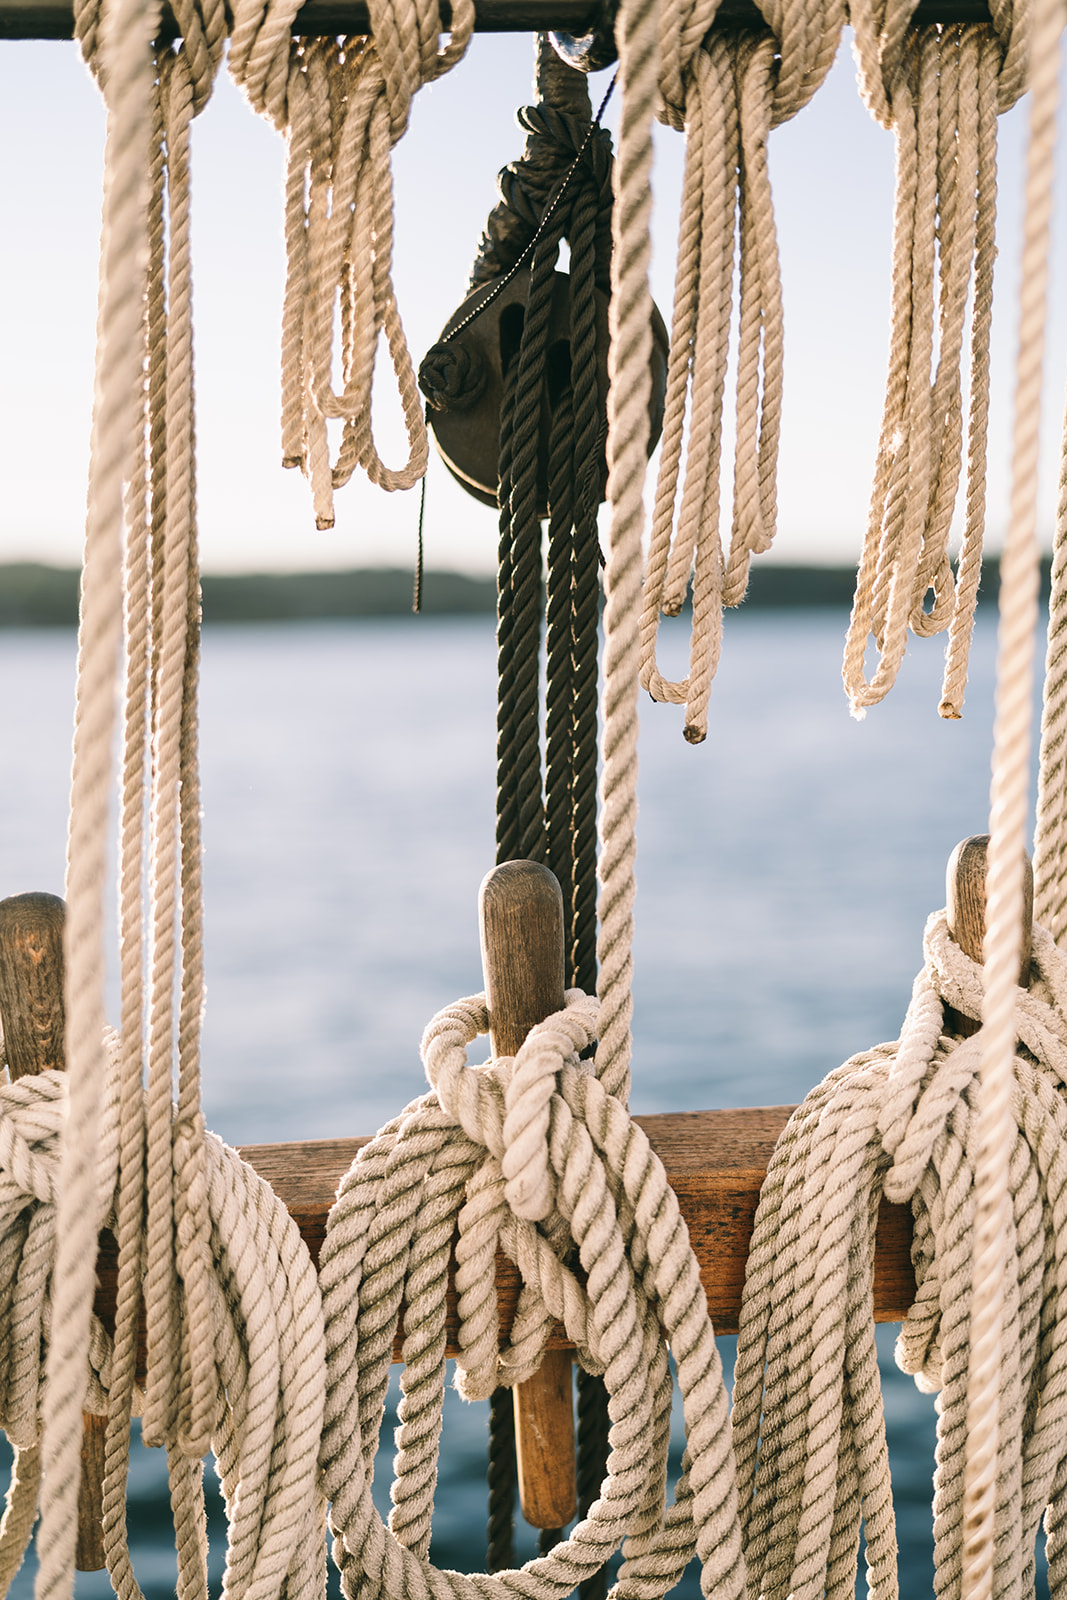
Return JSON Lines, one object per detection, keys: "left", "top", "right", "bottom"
{"left": 639, "top": 0, "right": 844, "bottom": 744}
{"left": 317, "top": 986, "right": 748, "bottom": 1600}
{"left": 843, "top": 0, "right": 1033, "bottom": 719}
{"left": 0, "top": 1048, "right": 328, "bottom": 1600}
{"left": 228, "top": 0, "right": 474, "bottom": 529}
{"left": 732, "top": 901, "right": 1067, "bottom": 1599}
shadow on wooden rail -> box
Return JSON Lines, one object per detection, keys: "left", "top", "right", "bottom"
{"left": 92, "top": 1110, "right": 917, "bottom": 1349}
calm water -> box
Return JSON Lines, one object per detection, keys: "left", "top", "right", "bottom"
{"left": 0, "top": 607, "right": 1044, "bottom": 1595}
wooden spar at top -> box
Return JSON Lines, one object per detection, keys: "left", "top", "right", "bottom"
{"left": 479, "top": 860, "right": 577, "bottom": 1534}
{"left": 0, "top": 0, "right": 1001, "bottom": 40}
{"left": 0, "top": 893, "right": 108, "bottom": 1574}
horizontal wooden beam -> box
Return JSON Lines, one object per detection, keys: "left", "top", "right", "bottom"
{"left": 0, "top": 0, "right": 995, "bottom": 42}
{"left": 93, "top": 1105, "right": 916, "bottom": 1357}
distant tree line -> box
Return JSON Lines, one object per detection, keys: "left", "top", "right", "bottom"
{"left": 0, "top": 557, "right": 1042, "bottom": 627}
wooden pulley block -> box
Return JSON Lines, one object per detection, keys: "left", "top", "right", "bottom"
{"left": 418, "top": 268, "right": 668, "bottom": 514}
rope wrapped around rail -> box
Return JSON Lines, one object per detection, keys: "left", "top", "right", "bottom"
{"left": 732, "top": 897, "right": 1067, "bottom": 1598}
{"left": 317, "top": 987, "right": 747, "bottom": 1600}
{"left": 0, "top": 1041, "right": 328, "bottom": 1600}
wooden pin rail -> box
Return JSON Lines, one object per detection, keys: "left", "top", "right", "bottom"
{"left": 90, "top": 1110, "right": 917, "bottom": 1346}
{"left": 7, "top": 833, "right": 1024, "bottom": 1550}
{"left": 0, "top": 0, "right": 998, "bottom": 42}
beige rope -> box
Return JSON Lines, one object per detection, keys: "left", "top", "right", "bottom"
{"left": 733, "top": 912, "right": 1067, "bottom": 1598}
{"left": 641, "top": 0, "right": 844, "bottom": 744}
{"left": 0, "top": 1053, "right": 327, "bottom": 1600}
{"left": 27, "top": 2, "right": 333, "bottom": 1594}
{"left": 844, "top": 1, "right": 1031, "bottom": 719}
{"left": 962, "top": 0, "right": 1061, "bottom": 1585}
{"left": 228, "top": 0, "right": 474, "bottom": 528}
{"left": 37, "top": 0, "right": 159, "bottom": 1586}
{"left": 318, "top": 990, "right": 746, "bottom": 1600}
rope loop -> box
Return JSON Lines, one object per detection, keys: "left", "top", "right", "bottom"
{"left": 0, "top": 1047, "right": 327, "bottom": 1599}
{"left": 229, "top": 0, "right": 474, "bottom": 523}
{"left": 733, "top": 898, "right": 1067, "bottom": 1597}
{"left": 641, "top": 0, "right": 844, "bottom": 743}
{"left": 844, "top": 0, "right": 1038, "bottom": 719}
{"left": 318, "top": 988, "right": 747, "bottom": 1600}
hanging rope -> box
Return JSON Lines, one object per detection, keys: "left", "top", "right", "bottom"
{"left": 731, "top": 905, "right": 1067, "bottom": 1599}
{"left": 23, "top": 2, "right": 329, "bottom": 1595}
{"left": 733, "top": 4, "right": 1064, "bottom": 1584}
{"left": 228, "top": 0, "right": 474, "bottom": 529}
{"left": 640, "top": 0, "right": 844, "bottom": 744}
{"left": 843, "top": 0, "right": 1032, "bottom": 719}
{"left": 38, "top": 0, "right": 159, "bottom": 1584}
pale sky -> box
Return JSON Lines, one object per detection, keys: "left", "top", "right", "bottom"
{"left": 0, "top": 29, "right": 1064, "bottom": 576}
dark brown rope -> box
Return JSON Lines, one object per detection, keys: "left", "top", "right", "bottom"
{"left": 484, "top": 41, "right": 612, "bottom": 1573}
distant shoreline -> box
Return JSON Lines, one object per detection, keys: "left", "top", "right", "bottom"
{"left": 0, "top": 558, "right": 1034, "bottom": 627}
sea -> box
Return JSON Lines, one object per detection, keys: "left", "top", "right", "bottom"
{"left": 0, "top": 604, "right": 1048, "bottom": 1597}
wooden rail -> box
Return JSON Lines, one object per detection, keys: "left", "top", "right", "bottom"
{"left": 90, "top": 1109, "right": 917, "bottom": 1352}
{"left": 0, "top": 0, "right": 997, "bottom": 42}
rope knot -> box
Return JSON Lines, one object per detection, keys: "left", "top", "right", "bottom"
{"left": 418, "top": 339, "right": 488, "bottom": 412}
{"left": 501, "top": 993, "right": 600, "bottom": 1221}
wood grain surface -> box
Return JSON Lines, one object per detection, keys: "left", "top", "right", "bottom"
{"left": 0, "top": 892, "right": 107, "bottom": 1571}
{"left": 92, "top": 1106, "right": 917, "bottom": 1356}
{"left": 945, "top": 835, "right": 1033, "bottom": 1037}
{"left": 479, "top": 860, "right": 576, "bottom": 1531}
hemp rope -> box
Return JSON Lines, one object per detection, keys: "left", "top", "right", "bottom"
{"left": 0, "top": 1051, "right": 327, "bottom": 1600}
{"left": 23, "top": 1, "right": 330, "bottom": 1594}
{"left": 963, "top": 0, "right": 1061, "bottom": 1586}
{"left": 843, "top": 0, "right": 1031, "bottom": 719}
{"left": 733, "top": 5, "right": 1062, "bottom": 1583}
{"left": 228, "top": 0, "right": 474, "bottom": 528}
{"left": 318, "top": 989, "right": 747, "bottom": 1600}
{"left": 38, "top": 0, "right": 159, "bottom": 1586}
{"left": 640, "top": 0, "right": 843, "bottom": 744}
{"left": 733, "top": 912, "right": 1067, "bottom": 1599}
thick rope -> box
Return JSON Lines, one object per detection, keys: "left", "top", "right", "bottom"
{"left": 843, "top": 0, "right": 1031, "bottom": 718}
{"left": 39, "top": 0, "right": 159, "bottom": 1588}
{"left": 0, "top": 1055, "right": 327, "bottom": 1600}
{"left": 318, "top": 989, "right": 746, "bottom": 1600}
{"left": 29, "top": 2, "right": 334, "bottom": 1594}
{"left": 228, "top": 0, "right": 474, "bottom": 527}
{"left": 962, "top": 0, "right": 1061, "bottom": 1586}
{"left": 733, "top": 913, "right": 1067, "bottom": 1599}
{"left": 641, "top": 0, "right": 843, "bottom": 743}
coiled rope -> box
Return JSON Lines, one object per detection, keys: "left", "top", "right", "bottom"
{"left": 640, "top": 0, "right": 844, "bottom": 743}
{"left": 0, "top": 1050, "right": 327, "bottom": 1600}
{"left": 843, "top": 0, "right": 1032, "bottom": 719}
{"left": 733, "top": 906, "right": 1067, "bottom": 1599}
{"left": 228, "top": 0, "right": 474, "bottom": 528}
{"left": 318, "top": 989, "right": 747, "bottom": 1600}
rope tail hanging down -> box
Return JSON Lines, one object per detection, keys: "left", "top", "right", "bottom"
{"left": 228, "top": 0, "right": 475, "bottom": 528}
{"left": 731, "top": 2, "right": 1065, "bottom": 1589}
{"left": 843, "top": 0, "right": 1032, "bottom": 719}
{"left": 639, "top": 0, "right": 844, "bottom": 744}
{"left": 14, "top": 2, "right": 329, "bottom": 1597}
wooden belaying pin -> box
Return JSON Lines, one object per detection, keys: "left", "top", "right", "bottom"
{"left": 945, "top": 834, "right": 1035, "bottom": 1037}
{"left": 0, "top": 892, "right": 108, "bottom": 1572}
{"left": 478, "top": 861, "right": 577, "bottom": 1534}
